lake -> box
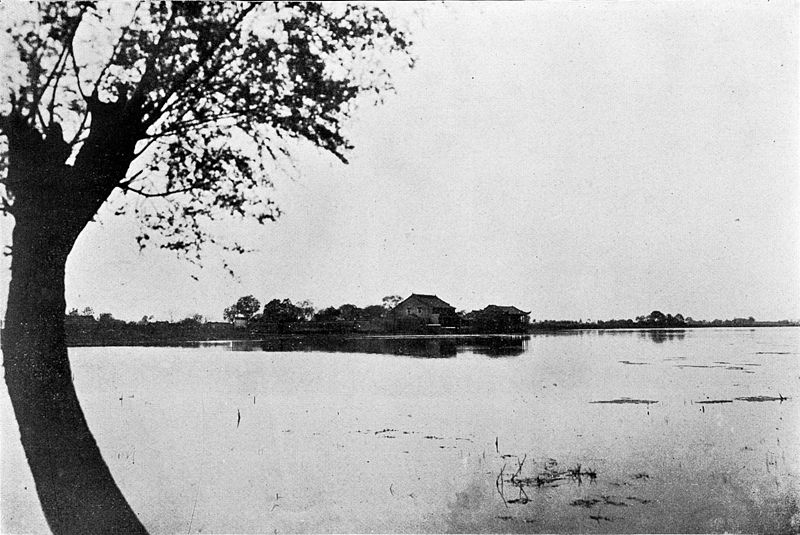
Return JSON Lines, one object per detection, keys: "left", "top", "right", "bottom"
{"left": 2, "top": 328, "right": 799, "bottom": 533}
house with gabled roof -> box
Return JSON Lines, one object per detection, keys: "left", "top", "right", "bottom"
{"left": 391, "top": 294, "right": 456, "bottom": 326}
{"left": 475, "top": 305, "right": 531, "bottom": 333}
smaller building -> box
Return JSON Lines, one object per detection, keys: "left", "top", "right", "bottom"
{"left": 233, "top": 314, "right": 248, "bottom": 329}
{"left": 475, "top": 305, "right": 531, "bottom": 333}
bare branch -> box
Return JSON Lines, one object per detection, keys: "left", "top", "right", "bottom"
{"left": 31, "top": 8, "right": 86, "bottom": 128}
{"left": 127, "top": 5, "right": 178, "bottom": 113}
{"left": 67, "top": 44, "right": 87, "bottom": 100}
{"left": 30, "top": 44, "right": 69, "bottom": 129}
{"left": 46, "top": 49, "right": 70, "bottom": 126}
{"left": 118, "top": 169, "right": 145, "bottom": 187}
{"left": 120, "top": 183, "right": 195, "bottom": 198}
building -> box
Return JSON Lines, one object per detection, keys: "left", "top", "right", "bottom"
{"left": 392, "top": 294, "right": 456, "bottom": 326}
{"left": 475, "top": 305, "right": 531, "bottom": 333}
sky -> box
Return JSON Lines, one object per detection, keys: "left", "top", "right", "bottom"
{"left": 1, "top": 1, "right": 798, "bottom": 322}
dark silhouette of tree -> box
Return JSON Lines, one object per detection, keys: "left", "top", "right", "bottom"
{"left": 313, "top": 306, "right": 340, "bottom": 322}
{"left": 0, "top": 3, "right": 411, "bottom": 533}
{"left": 180, "top": 313, "right": 204, "bottom": 325}
{"left": 337, "top": 303, "right": 361, "bottom": 321}
{"left": 260, "top": 298, "right": 306, "bottom": 324}
{"left": 223, "top": 294, "right": 261, "bottom": 322}
{"left": 361, "top": 304, "right": 386, "bottom": 320}
{"left": 296, "top": 299, "right": 315, "bottom": 321}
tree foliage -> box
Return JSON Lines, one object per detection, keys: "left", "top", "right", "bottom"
{"left": 260, "top": 298, "right": 305, "bottom": 323}
{"left": 0, "top": 2, "right": 413, "bottom": 261}
{"left": 382, "top": 294, "right": 402, "bottom": 309}
{"left": 223, "top": 294, "right": 261, "bottom": 322}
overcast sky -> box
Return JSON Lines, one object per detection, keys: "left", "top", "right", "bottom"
{"left": 1, "top": 1, "right": 798, "bottom": 322}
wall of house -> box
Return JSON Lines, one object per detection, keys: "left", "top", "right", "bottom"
{"left": 395, "top": 298, "right": 433, "bottom": 321}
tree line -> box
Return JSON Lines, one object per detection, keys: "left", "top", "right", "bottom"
{"left": 223, "top": 294, "right": 403, "bottom": 324}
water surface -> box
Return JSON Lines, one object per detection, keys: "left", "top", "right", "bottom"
{"left": 2, "top": 328, "right": 798, "bottom": 533}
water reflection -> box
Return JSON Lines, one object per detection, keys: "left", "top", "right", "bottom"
{"left": 639, "top": 329, "right": 686, "bottom": 343}
{"left": 591, "top": 329, "right": 687, "bottom": 343}
{"left": 197, "top": 335, "right": 530, "bottom": 358}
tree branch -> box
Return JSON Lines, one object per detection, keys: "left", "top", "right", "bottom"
{"left": 31, "top": 9, "right": 86, "bottom": 129}
{"left": 68, "top": 44, "right": 87, "bottom": 100}
{"left": 143, "top": 4, "right": 258, "bottom": 127}
{"left": 126, "top": 5, "right": 178, "bottom": 115}
{"left": 120, "top": 183, "right": 195, "bottom": 198}
{"left": 91, "top": 1, "right": 143, "bottom": 98}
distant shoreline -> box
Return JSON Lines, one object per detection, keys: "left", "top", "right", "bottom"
{"left": 60, "top": 324, "right": 799, "bottom": 348}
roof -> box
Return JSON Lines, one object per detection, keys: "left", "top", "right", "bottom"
{"left": 483, "top": 305, "right": 530, "bottom": 315}
{"left": 397, "top": 294, "right": 454, "bottom": 310}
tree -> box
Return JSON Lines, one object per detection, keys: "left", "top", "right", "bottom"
{"left": 361, "top": 304, "right": 385, "bottom": 320}
{"left": 223, "top": 294, "right": 261, "bottom": 322}
{"left": 382, "top": 294, "right": 402, "bottom": 309}
{"left": 313, "top": 306, "right": 340, "bottom": 322}
{"left": 296, "top": 299, "right": 315, "bottom": 321}
{"left": 0, "top": 3, "right": 411, "bottom": 533}
{"left": 337, "top": 303, "right": 361, "bottom": 321}
{"left": 179, "top": 313, "right": 204, "bottom": 325}
{"left": 260, "top": 298, "right": 305, "bottom": 324}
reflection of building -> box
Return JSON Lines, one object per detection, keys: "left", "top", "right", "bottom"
{"left": 475, "top": 305, "right": 530, "bottom": 333}
{"left": 392, "top": 294, "right": 456, "bottom": 325}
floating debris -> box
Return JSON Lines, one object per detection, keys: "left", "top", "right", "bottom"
{"left": 571, "top": 498, "right": 601, "bottom": 508}
{"left": 497, "top": 455, "right": 598, "bottom": 506}
{"left": 735, "top": 395, "right": 788, "bottom": 403}
{"left": 696, "top": 399, "right": 733, "bottom": 404}
{"left": 601, "top": 495, "right": 628, "bottom": 507}
{"left": 619, "top": 360, "right": 650, "bottom": 365}
{"left": 590, "top": 398, "right": 658, "bottom": 405}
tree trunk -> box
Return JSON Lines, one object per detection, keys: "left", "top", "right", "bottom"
{"left": 2, "top": 214, "right": 147, "bottom": 534}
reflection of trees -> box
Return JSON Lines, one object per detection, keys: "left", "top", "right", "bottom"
{"left": 257, "top": 336, "right": 458, "bottom": 358}
{"left": 463, "top": 336, "right": 528, "bottom": 357}
{"left": 639, "top": 330, "right": 686, "bottom": 343}
{"left": 244, "top": 335, "right": 531, "bottom": 358}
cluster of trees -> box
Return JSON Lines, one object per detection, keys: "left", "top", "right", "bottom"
{"left": 532, "top": 311, "right": 784, "bottom": 330}
{"left": 533, "top": 310, "right": 688, "bottom": 330}
{"left": 223, "top": 294, "right": 403, "bottom": 324}
{"left": 68, "top": 308, "right": 206, "bottom": 326}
